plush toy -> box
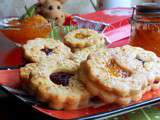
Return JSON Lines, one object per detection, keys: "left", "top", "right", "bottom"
{"left": 36, "top": 0, "right": 68, "bottom": 26}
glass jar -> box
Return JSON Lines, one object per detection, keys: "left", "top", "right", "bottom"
{"left": 130, "top": 2, "right": 160, "bottom": 56}
{"left": 0, "top": 15, "right": 52, "bottom": 45}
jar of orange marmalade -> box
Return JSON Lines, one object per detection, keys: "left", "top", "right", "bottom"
{"left": 130, "top": 3, "right": 160, "bottom": 56}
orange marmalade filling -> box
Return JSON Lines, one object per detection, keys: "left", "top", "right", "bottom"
{"left": 106, "top": 59, "right": 131, "bottom": 78}
{"left": 130, "top": 17, "right": 160, "bottom": 56}
{"left": 75, "top": 33, "right": 90, "bottom": 39}
{"left": 0, "top": 15, "right": 51, "bottom": 44}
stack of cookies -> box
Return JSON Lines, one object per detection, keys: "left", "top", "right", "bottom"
{"left": 79, "top": 45, "right": 160, "bottom": 105}
{"left": 20, "top": 29, "right": 106, "bottom": 110}
{"left": 20, "top": 28, "right": 160, "bottom": 110}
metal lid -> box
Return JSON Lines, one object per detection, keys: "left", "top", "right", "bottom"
{"left": 135, "top": 2, "right": 160, "bottom": 16}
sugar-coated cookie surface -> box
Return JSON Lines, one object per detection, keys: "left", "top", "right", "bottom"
{"left": 72, "top": 45, "right": 106, "bottom": 65}
{"left": 64, "top": 28, "right": 106, "bottom": 50}
{"left": 79, "top": 45, "right": 160, "bottom": 105}
{"left": 20, "top": 59, "right": 90, "bottom": 110}
{"left": 23, "top": 38, "right": 72, "bottom": 62}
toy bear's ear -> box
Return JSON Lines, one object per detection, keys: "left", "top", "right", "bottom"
{"left": 38, "top": 0, "right": 46, "bottom": 4}
{"left": 58, "top": 0, "right": 68, "bottom": 4}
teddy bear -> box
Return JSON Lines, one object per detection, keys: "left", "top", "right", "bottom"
{"left": 36, "top": 0, "right": 68, "bottom": 26}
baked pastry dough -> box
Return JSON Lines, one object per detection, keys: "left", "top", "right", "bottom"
{"left": 20, "top": 59, "right": 90, "bottom": 110}
{"left": 72, "top": 45, "right": 106, "bottom": 65}
{"left": 23, "top": 38, "right": 72, "bottom": 62}
{"left": 64, "top": 28, "right": 106, "bottom": 51}
{"left": 79, "top": 45, "right": 160, "bottom": 105}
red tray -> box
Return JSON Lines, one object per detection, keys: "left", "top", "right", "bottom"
{"left": 0, "top": 38, "right": 160, "bottom": 120}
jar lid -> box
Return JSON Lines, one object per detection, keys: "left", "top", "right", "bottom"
{"left": 136, "top": 2, "right": 160, "bottom": 16}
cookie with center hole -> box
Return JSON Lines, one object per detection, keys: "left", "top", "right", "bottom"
{"left": 23, "top": 38, "right": 73, "bottom": 62}
{"left": 64, "top": 28, "right": 106, "bottom": 51}
{"left": 20, "top": 59, "right": 90, "bottom": 110}
{"left": 78, "top": 45, "right": 160, "bottom": 105}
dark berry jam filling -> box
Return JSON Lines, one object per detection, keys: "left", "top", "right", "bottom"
{"left": 154, "top": 80, "right": 159, "bottom": 84}
{"left": 50, "top": 72, "right": 74, "bottom": 86}
{"left": 41, "top": 47, "right": 53, "bottom": 56}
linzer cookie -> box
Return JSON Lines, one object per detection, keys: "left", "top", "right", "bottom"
{"left": 23, "top": 38, "right": 72, "bottom": 62}
{"left": 64, "top": 28, "right": 106, "bottom": 51}
{"left": 20, "top": 59, "right": 90, "bottom": 110}
{"left": 79, "top": 45, "right": 160, "bottom": 105}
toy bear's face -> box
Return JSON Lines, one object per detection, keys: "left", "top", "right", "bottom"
{"left": 37, "top": 0, "right": 62, "bottom": 17}
{"left": 50, "top": 10, "right": 65, "bottom": 26}
{"left": 37, "top": 0, "right": 67, "bottom": 26}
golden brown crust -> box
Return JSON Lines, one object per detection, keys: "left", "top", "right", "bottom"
{"left": 64, "top": 28, "right": 106, "bottom": 50}
{"left": 78, "top": 45, "right": 160, "bottom": 105}
{"left": 20, "top": 60, "right": 90, "bottom": 110}
{"left": 23, "top": 38, "right": 73, "bottom": 63}
{"left": 72, "top": 45, "right": 106, "bottom": 65}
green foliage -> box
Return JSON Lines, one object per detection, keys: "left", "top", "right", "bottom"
{"left": 49, "top": 23, "right": 78, "bottom": 41}
{"left": 93, "top": 106, "right": 160, "bottom": 120}
{"left": 20, "top": 4, "right": 36, "bottom": 20}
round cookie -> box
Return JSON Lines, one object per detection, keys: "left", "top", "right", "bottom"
{"left": 23, "top": 38, "right": 72, "bottom": 62}
{"left": 79, "top": 45, "right": 160, "bottom": 105}
{"left": 64, "top": 28, "right": 106, "bottom": 50}
{"left": 72, "top": 45, "right": 106, "bottom": 65}
{"left": 20, "top": 59, "right": 90, "bottom": 110}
